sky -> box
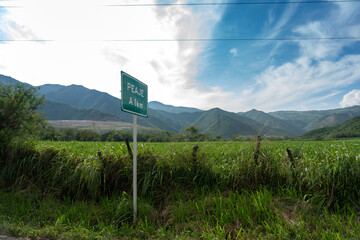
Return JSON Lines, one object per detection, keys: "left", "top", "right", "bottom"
{"left": 0, "top": 0, "right": 360, "bottom": 113}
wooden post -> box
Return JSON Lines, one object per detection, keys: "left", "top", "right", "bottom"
{"left": 286, "top": 148, "right": 295, "bottom": 168}
{"left": 192, "top": 144, "right": 199, "bottom": 164}
{"left": 97, "top": 150, "right": 102, "bottom": 160}
{"left": 253, "top": 136, "right": 261, "bottom": 165}
{"left": 125, "top": 137, "right": 133, "bottom": 159}
{"left": 97, "top": 150, "right": 104, "bottom": 197}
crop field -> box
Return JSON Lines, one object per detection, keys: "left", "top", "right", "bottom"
{"left": 1, "top": 139, "right": 360, "bottom": 239}
{"left": 48, "top": 120, "right": 152, "bottom": 132}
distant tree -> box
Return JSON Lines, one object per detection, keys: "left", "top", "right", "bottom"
{"left": 0, "top": 84, "right": 45, "bottom": 144}
{"left": 102, "top": 130, "right": 129, "bottom": 142}
{"left": 183, "top": 126, "right": 199, "bottom": 141}
{"left": 59, "top": 128, "right": 77, "bottom": 141}
{"left": 76, "top": 129, "right": 100, "bottom": 141}
{"left": 183, "top": 126, "right": 211, "bottom": 142}
{"left": 214, "top": 135, "right": 223, "bottom": 141}
{"left": 39, "top": 126, "right": 61, "bottom": 141}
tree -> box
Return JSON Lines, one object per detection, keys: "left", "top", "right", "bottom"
{"left": 59, "top": 128, "right": 77, "bottom": 141}
{"left": 0, "top": 84, "right": 45, "bottom": 144}
{"left": 75, "top": 129, "right": 100, "bottom": 141}
{"left": 184, "top": 126, "right": 201, "bottom": 142}
{"left": 39, "top": 126, "right": 61, "bottom": 141}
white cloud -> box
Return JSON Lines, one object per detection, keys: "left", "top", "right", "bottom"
{"left": 227, "top": 1, "right": 360, "bottom": 112}
{"left": 229, "top": 48, "right": 238, "bottom": 57}
{"left": 340, "top": 90, "right": 360, "bottom": 107}
{"left": 0, "top": 0, "right": 227, "bottom": 110}
{"left": 1, "top": 0, "right": 359, "bottom": 113}
{"left": 230, "top": 55, "right": 360, "bottom": 112}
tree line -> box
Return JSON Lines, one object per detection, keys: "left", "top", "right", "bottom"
{"left": 38, "top": 125, "right": 224, "bottom": 142}
{"left": 0, "top": 83, "right": 296, "bottom": 143}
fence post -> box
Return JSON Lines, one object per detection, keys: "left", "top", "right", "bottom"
{"left": 286, "top": 148, "right": 295, "bottom": 168}
{"left": 97, "top": 150, "right": 105, "bottom": 197}
{"left": 253, "top": 136, "right": 261, "bottom": 165}
{"left": 125, "top": 137, "right": 133, "bottom": 159}
{"left": 192, "top": 144, "right": 199, "bottom": 164}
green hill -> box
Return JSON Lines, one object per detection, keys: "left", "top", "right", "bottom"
{"left": 149, "top": 101, "right": 201, "bottom": 113}
{"left": 42, "top": 101, "right": 122, "bottom": 121}
{"left": 304, "top": 112, "right": 357, "bottom": 132}
{"left": 3, "top": 73, "right": 360, "bottom": 139}
{"left": 302, "top": 116, "right": 360, "bottom": 139}
{"left": 241, "top": 109, "right": 303, "bottom": 136}
{"left": 37, "top": 84, "right": 178, "bottom": 132}
{"left": 0, "top": 74, "right": 32, "bottom": 87}
{"left": 0, "top": 75, "right": 123, "bottom": 123}
{"left": 37, "top": 84, "right": 64, "bottom": 95}
{"left": 269, "top": 106, "right": 360, "bottom": 132}
{"left": 193, "top": 108, "right": 259, "bottom": 138}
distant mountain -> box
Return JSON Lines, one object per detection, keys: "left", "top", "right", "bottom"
{"left": 304, "top": 112, "right": 356, "bottom": 131}
{"left": 37, "top": 84, "right": 65, "bottom": 95}
{"left": 240, "top": 109, "right": 303, "bottom": 136}
{"left": 268, "top": 106, "right": 360, "bottom": 132}
{"left": 42, "top": 101, "right": 122, "bottom": 121}
{"left": 37, "top": 84, "right": 178, "bottom": 132}
{"left": 268, "top": 110, "right": 326, "bottom": 130}
{"left": 149, "top": 101, "right": 202, "bottom": 113}
{"left": 149, "top": 109, "right": 202, "bottom": 131}
{"left": 2, "top": 73, "right": 360, "bottom": 139}
{"left": 302, "top": 115, "right": 360, "bottom": 139}
{"left": 192, "top": 108, "right": 260, "bottom": 138}
{"left": 151, "top": 107, "right": 293, "bottom": 138}
{"left": 0, "top": 74, "right": 31, "bottom": 87}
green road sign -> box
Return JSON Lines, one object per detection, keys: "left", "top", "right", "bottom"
{"left": 121, "top": 71, "right": 148, "bottom": 117}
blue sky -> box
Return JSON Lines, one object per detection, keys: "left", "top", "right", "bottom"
{"left": 0, "top": 0, "right": 360, "bottom": 112}
{"left": 196, "top": 1, "right": 360, "bottom": 111}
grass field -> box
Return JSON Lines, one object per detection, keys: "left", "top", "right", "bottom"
{"left": 1, "top": 139, "right": 360, "bottom": 239}
{"left": 48, "top": 120, "right": 152, "bottom": 132}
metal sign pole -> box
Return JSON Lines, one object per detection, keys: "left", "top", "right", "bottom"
{"left": 120, "top": 71, "right": 147, "bottom": 223}
{"left": 133, "top": 114, "right": 137, "bottom": 223}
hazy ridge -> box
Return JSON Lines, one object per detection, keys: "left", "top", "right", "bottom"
{"left": 2, "top": 74, "right": 360, "bottom": 138}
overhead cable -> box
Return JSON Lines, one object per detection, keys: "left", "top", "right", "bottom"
{"left": 1, "top": 0, "right": 360, "bottom": 8}
{"left": 0, "top": 37, "right": 359, "bottom": 42}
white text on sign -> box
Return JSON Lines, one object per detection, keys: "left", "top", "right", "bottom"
{"left": 127, "top": 83, "right": 144, "bottom": 98}
{"left": 128, "top": 97, "right": 143, "bottom": 109}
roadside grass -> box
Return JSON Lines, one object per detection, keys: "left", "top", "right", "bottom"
{"left": 1, "top": 187, "right": 359, "bottom": 239}
{"left": 1, "top": 139, "right": 360, "bottom": 239}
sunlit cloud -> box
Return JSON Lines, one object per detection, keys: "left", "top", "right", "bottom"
{"left": 0, "top": 0, "right": 359, "bottom": 112}
{"left": 0, "top": 0, "right": 229, "bottom": 109}
{"left": 232, "top": 55, "right": 360, "bottom": 112}
{"left": 227, "top": 1, "right": 360, "bottom": 112}
{"left": 340, "top": 89, "right": 360, "bottom": 107}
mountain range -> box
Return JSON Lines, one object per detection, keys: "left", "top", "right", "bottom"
{"left": 301, "top": 115, "right": 360, "bottom": 139}
{"left": 2, "top": 73, "right": 360, "bottom": 138}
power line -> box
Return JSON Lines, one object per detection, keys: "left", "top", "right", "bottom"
{"left": 0, "top": 37, "right": 359, "bottom": 42}
{"left": 101, "top": 37, "right": 360, "bottom": 41}
{"left": 1, "top": 0, "right": 360, "bottom": 8}
{"left": 104, "top": 0, "right": 360, "bottom": 7}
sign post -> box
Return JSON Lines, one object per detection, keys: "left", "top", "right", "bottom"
{"left": 121, "top": 71, "right": 148, "bottom": 223}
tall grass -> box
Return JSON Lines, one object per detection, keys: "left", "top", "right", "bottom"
{"left": 1, "top": 139, "right": 360, "bottom": 238}
{"left": 2, "top": 140, "right": 360, "bottom": 208}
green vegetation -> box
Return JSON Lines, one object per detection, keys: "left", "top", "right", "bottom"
{"left": 2, "top": 78, "right": 360, "bottom": 239}
{"left": 269, "top": 106, "right": 360, "bottom": 133}
{"left": 39, "top": 125, "right": 221, "bottom": 142}
{"left": 3, "top": 74, "right": 360, "bottom": 139}
{"left": 0, "top": 83, "right": 45, "bottom": 144}
{"left": 42, "top": 101, "right": 122, "bottom": 121}
{"left": 1, "top": 139, "right": 360, "bottom": 239}
{"left": 241, "top": 109, "right": 303, "bottom": 136}
{"left": 302, "top": 116, "right": 360, "bottom": 140}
